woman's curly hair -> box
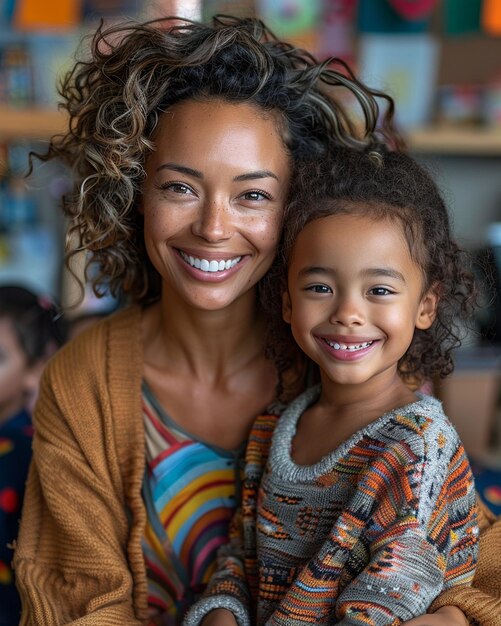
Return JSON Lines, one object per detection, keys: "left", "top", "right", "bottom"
{"left": 35, "top": 13, "right": 398, "bottom": 304}
{"left": 261, "top": 147, "right": 477, "bottom": 400}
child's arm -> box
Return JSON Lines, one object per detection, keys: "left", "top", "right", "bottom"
{"left": 428, "top": 495, "right": 501, "bottom": 626}
{"left": 185, "top": 414, "right": 279, "bottom": 626}
{"left": 183, "top": 514, "right": 252, "bottom": 626}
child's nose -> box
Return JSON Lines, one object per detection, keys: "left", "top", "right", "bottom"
{"left": 329, "top": 295, "right": 365, "bottom": 326}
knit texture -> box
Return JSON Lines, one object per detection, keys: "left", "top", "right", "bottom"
{"left": 11, "top": 308, "right": 501, "bottom": 625}
{"left": 186, "top": 386, "right": 481, "bottom": 626}
{"left": 13, "top": 306, "right": 148, "bottom": 625}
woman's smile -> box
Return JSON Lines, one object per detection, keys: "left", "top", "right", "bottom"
{"left": 176, "top": 248, "right": 247, "bottom": 282}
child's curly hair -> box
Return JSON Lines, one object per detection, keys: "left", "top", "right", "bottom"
{"left": 261, "top": 147, "right": 477, "bottom": 400}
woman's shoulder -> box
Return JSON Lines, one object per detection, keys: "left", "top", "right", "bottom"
{"left": 44, "top": 304, "right": 143, "bottom": 384}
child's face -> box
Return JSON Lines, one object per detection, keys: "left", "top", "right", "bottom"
{"left": 0, "top": 317, "right": 31, "bottom": 422}
{"left": 283, "top": 213, "right": 437, "bottom": 390}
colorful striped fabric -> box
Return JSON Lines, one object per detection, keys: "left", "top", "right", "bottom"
{"left": 141, "top": 382, "right": 244, "bottom": 625}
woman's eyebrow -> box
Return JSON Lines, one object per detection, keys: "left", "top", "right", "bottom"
{"left": 155, "top": 164, "right": 278, "bottom": 182}
{"left": 233, "top": 170, "right": 279, "bottom": 182}
{"left": 156, "top": 162, "right": 202, "bottom": 178}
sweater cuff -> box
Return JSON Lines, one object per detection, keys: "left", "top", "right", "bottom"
{"left": 183, "top": 594, "right": 250, "bottom": 626}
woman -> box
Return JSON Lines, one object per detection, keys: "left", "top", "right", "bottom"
{"left": 13, "top": 14, "right": 499, "bottom": 626}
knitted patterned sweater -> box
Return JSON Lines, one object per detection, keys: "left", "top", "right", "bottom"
{"left": 185, "top": 385, "right": 479, "bottom": 626}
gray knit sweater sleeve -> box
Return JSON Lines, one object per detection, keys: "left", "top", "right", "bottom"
{"left": 183, "top": 543, "right": 251, "bottom": 626}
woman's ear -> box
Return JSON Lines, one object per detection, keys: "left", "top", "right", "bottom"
{"left": 415, "top": 286, "right": 439, "bottom": 330}
{"left": 282, "top": 290, "right": 292, "bottom": 324}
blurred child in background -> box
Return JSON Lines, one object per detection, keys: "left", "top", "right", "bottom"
{"left": 0, "top": 285, "right": 67, "bottom": 626}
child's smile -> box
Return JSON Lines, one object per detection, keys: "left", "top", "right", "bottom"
{"left": 316, "top": 335, "right": 378, "bottom": 361}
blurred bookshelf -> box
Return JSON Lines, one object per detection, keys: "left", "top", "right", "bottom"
{"left": 0, "top": 106, "right": 66, "bottom": 140}
{"left": 406, "top": 125, "right": 501, "bottom": 156}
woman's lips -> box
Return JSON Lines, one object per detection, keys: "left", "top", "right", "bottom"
{"left": 175, "top": 248, "right": 247, "bottom": 281}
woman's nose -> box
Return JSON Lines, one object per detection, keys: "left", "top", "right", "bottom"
{"left": 191, "top": 201, "right": 232, "bottom": 242}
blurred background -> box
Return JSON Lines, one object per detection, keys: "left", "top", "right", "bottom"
{"left": 0, "top": 0, "right": 500, "bottom": 505}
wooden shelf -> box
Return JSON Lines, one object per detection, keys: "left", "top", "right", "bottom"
{"left": 2, "top": 109, "right": 501, "bottom": 157}
{"left": 0, "top": 107, "right": 66, "bottom": 141}
{"left": 406, "top": 125, "right": 501, "bottom": 156}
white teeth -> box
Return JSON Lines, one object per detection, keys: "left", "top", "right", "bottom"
{"left": 325, "top": 339, "right": 373, "bottom": 351}
{"left": 180, "top": 251, "right": 241, "bottom": 273}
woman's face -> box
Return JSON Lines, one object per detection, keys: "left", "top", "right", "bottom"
{"left": 141, "top": 99, "right": 291, "bottom": 312}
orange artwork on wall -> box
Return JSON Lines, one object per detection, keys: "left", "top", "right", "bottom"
{"left": 13, "top": 0, "right": 82, "bottom": 30}
{"left": 482, "top": 0, "right": 501, "bottom": 35}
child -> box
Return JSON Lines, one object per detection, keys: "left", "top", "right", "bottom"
{"left": 185, "top": 147, "right": 479, "bottom": 626}
{"left": 0, "top": 285, "right": 66, "bottom": 626}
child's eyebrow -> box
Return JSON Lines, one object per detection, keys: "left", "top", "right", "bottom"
{"left": 297, "top": 266, "right": 331, "bottom": 277}
{"left": 363, "top": 268, "right": 406, "bottom": 283}
{"left": 296, "top": 266, "right": 406, "bottom": 283}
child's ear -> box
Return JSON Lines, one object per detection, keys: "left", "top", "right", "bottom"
{"left": 282, "top": 291, "right": 292, "bottom": 324}
{"left": 415, "top": 287, "right": 439, "bottom": 330}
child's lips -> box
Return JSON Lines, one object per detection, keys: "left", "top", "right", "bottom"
{"left": 322, "top": 338, "right": 374, "bottom": 352}
{"left": 316, "top": 335, "right": 381, "bottom": 361}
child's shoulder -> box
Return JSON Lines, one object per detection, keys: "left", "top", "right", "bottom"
{"left": 392, "top": 392, "right": 461, "bottom": 448}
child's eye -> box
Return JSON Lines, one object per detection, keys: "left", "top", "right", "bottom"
{"left": 369, "top": 287, "right": 394, "bottom": 296}
{"left": 307, "top": 284, "right": 332, "bottom": 294}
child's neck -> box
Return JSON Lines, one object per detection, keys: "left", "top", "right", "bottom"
{"left": 319, "top": 370, "right": 417, "bottom": 423}
{"left": 291, "top": 371, "right": 418, "bottom": 466}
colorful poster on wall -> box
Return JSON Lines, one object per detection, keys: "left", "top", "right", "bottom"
{"left": 444, "top": 0, "right": 481, "bottom": 35}
{"left": 256, "top": 0, "right": 321, "bottom": 52}
{"left": 317, "top": 0, "right": 357, "bottom": 65}
{"left": 203, "top": 0, "right": 255, "bottom": 22}
{"left": 358, "top": 0, "right": 430, "bottom": 33}
{"left": 13, "top": 0, "right": 82, "bottom": 30}
{"left": 358, "top": 34, "right": 439, "bottom": 130}
{"left": 482, "top": 0, "right": 501, "bottom": 36}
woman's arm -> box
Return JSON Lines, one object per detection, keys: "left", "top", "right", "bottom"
{"left": 13, "top": 338, "right": 146, "bottom": 625}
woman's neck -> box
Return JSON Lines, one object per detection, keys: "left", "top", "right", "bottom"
{"left": 142, "top": 286, "right": 266, "bottom": 385}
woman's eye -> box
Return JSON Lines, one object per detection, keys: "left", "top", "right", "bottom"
{"left": 159, "top": 182, "right": 193, "bottom": 195}
{"left": 241, "top": 190, "right": 272, "bottom": 202}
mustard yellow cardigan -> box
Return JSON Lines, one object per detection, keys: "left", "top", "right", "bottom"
{"left": 13, "top": 306, "right": 501, "bottom": 625}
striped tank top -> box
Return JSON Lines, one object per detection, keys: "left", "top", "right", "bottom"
{"left": 141, "top": 382, "right": 244, "bottom": 625}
